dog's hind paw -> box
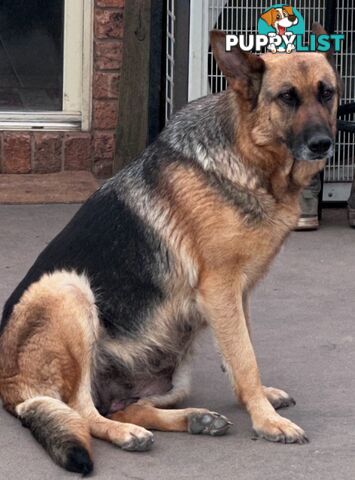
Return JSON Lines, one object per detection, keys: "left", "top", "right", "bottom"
{"left": 117, "top": 425, "right": 154, "bottom": 452}
{"left": 121, "top": 433, "right": 154, "bottom": 452}
{"left": 187, "top": 412, "right": 232, "bottom": 436}
{"left": 263, "top": 386, "right": 296, "bottom": 410}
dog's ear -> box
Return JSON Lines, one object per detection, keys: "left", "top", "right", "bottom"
{"left": 260, "top": 8, "right": 276, "bottom": 26}
{"left": 311, "top": 22, "right": 343, "bottom": 95}
{"left": 210, "top": 30, "right": 265, "bottom": 105}
{"left": 311, "top": 22, "right": 334, "bottom": 64}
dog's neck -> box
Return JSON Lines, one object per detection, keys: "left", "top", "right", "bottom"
{"left": 161, "top": 91, "right": 253, "bottom": 188}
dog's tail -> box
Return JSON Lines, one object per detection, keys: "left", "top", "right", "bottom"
{"left": 16, "top": 396, "right": 93, "bottom": 475}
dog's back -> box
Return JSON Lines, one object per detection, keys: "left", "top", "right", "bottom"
{"left": 1, "top": 91, "right": 241, "bottom": 337}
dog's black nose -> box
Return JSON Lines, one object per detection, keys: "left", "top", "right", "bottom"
{"left": 307, "top": 134, "right": 332, "bottom": 155}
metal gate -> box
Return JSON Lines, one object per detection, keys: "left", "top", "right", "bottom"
{"left": 184, "top": 0, "right": 355, "bottom": 201}
{"left": 166, "top": 0, "right": 176, "bottom": 122}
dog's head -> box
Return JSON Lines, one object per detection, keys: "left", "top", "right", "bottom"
{"left": 211, "top": 25, "right": 341, "bottom": 165}
{"left": 261, "top": 6, "right": 298, "bottom": 33}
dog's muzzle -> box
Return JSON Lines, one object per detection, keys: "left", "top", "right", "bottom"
{"left": 291, "top": 124, "right": 334, "bottom": 161}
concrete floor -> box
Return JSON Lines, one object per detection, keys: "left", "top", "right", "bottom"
{"left": 0, "top": 205, "right": 354, "bottom": 480}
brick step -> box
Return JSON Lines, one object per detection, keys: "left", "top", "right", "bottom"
{"left": 0, "top": 171, "right": 99, "bottom": 204}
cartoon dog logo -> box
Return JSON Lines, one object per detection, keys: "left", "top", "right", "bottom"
{"left": 261, "top": 5, "right": 299, "bottom": 53}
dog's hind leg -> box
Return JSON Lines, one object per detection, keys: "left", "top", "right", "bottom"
{"left": 0, "top": 271, "right": 97, "bottom": 474}
{"left": 139, "top": 355, "right": 192, "bottom": 408}
{"left": 110, "top": 402, "right": 231, "bottom": 436}
{"left": 48, "top": 280, "right": 155, "bottom": 453}
{"left": 41, "top": 272, "right": 155, "bottom": 452}
{"left": 0, "top": 270, "right": 154, "bottom": 475}
{"left": 35, "top": 273, "right": 155, "bottom": 452}
{"left": 73, "top": 389, "right": 154, "bottom": 451}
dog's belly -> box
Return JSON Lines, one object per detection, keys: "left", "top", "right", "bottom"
{"left": 92, "top": 306, "right": 205, "bottom": 416}
{"left": 93, "top": 365, "right": 175, "bottom": 415}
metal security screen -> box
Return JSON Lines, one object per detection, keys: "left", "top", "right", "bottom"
{"left": 166, "top": 0, "right": 175, "bottom": 122}
{"left": 206, "top": 0, "right": 355, "bottom": 194}
{"left": 333, "top": 0, "right": 355, "bottom": 185}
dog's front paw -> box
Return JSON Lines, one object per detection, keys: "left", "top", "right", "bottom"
{"left": 253, "top": 414, "right": 308, "bottom": 444}
{"left": 263, "top": 386, "right": 296, "bottom": 410}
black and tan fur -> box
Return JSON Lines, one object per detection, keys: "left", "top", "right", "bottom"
{"left": 0, "top": 25, "right": 341, "bottom": 474}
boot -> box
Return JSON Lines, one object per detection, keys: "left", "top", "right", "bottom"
{"left": 347, "top": 176, "right": 355, "bottom": 228}
{"left": 295, "top": 174, "right": 321, "bottom": 231}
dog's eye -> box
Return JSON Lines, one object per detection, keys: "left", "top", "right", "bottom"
{"left": 321, "top": 88, "right": 335, "bottom": 102}
{"left": 278, "top": 90, "right": 299, "bottom": 106}
{"left": 318, "top": 82, "right": 335, "bottom": 103}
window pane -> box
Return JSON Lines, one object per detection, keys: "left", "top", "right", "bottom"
{"left": 0, "top": 0, "right": 64, "bottom": 111}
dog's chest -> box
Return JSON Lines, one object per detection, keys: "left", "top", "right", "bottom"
{"left": 243, "top": 198, "right": 299, "bottom": 265}
{"left": 196, "top": 190, "right": 299, "bottom": 282}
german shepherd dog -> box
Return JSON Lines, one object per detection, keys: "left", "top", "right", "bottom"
{"left": 0, "top": 25, "right": 340, "bottom": 474}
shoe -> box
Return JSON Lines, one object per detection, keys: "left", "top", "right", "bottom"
{"left": 295, "top": 189, "right": 319, "bottom": 231}
{"left": 295, "top": 215, "right": 319, "bottom": 231}
{"left": 348, "top": 207, "right": 355, "bottom": 228}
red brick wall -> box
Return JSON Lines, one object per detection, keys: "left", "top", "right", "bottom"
{"left": 0, "top": 0, "right": 124, "bottom": 178}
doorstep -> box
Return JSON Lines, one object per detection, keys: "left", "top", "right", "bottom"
{"left": 0, "top": 171, "right": 100, "bottom": 204}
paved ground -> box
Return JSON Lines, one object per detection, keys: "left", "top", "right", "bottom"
{"left": 0, "top": 205, "right": 354, "bottom": 480}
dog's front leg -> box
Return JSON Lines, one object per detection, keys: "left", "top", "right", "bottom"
{"left": 243, "top": 292, "right": 296, "bottom": 411}
{"left": 198, "top": 273, "right": 308, "bottom": 444}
